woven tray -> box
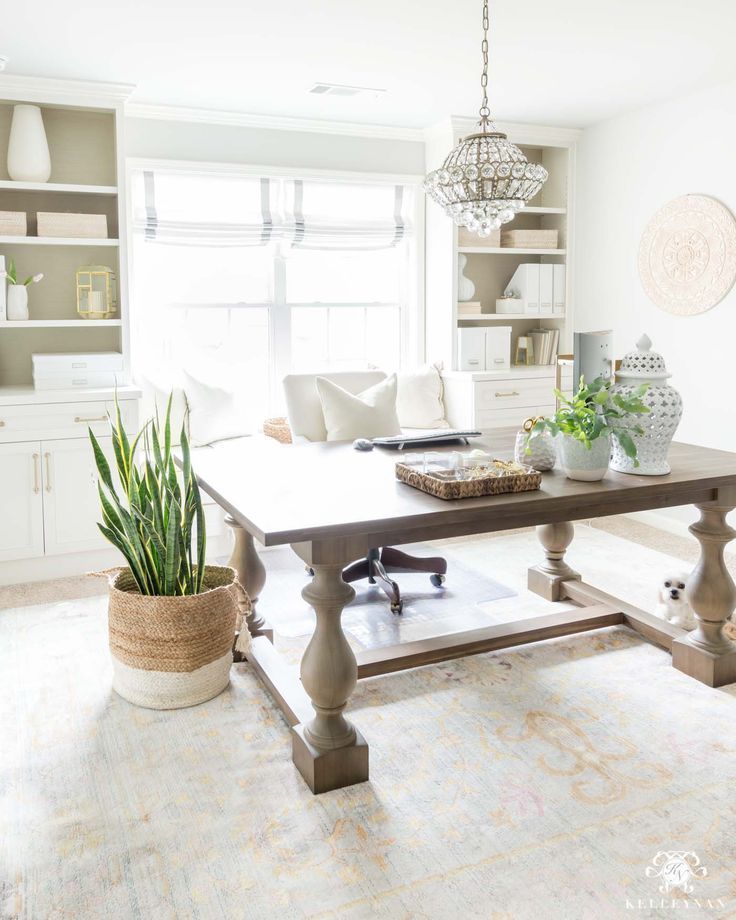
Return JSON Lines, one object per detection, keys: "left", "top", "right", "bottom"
{"left": 395, "top": 459, "right": 541, "bottom": 500}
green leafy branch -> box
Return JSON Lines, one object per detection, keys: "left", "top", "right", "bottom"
{"left": 89, "top": 394, "right": 206, "bottom": 596}
{"left": 2, "top": 258, "right": 43, "bottom": 286}
{"left": 528, "top": 375, "right": 650, "bottom": 465}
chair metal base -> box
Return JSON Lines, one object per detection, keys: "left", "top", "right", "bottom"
{"left": 341, "top": 547, "right": 447, "bottom": 614}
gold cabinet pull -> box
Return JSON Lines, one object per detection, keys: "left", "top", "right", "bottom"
{"left": 44, "top": 452, "right": 52, "bottom": 492}
{"left": 32, "top": 453, "right": 40, "bottom": 494}
{"left": 75, "top": 415, "right": 107, "bottom": 423}
{"left": 495, "top": 390, "right": 520, "bottom": 398}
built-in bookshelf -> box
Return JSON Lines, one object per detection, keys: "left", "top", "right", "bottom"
{"left": 424, "top": 118, "right": 581, "bottom": 371}
{"left": 0, "top": 82, "right": 130, "bottom": 386}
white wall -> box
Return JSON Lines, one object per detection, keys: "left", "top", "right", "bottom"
{"left": 124, "top": 116, "right": 425, "bottom": 176}
{"left": 575, "top": 79, "right": 736, "bottom": 532}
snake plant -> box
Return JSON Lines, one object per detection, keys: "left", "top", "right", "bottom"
{"left": 89, "top": 394, "right": 207, "bottom": 596}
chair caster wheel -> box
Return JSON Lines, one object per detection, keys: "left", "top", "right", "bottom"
{"left": 391, "top": 601, "right": 403, "bottom": 615}
{"left": 430, "top": 574, "right": 446, "bottom": 588}
{"left": 305, "top": 565, "right": 314, "bottom": 576}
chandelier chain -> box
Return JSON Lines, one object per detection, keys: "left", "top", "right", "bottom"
{"left": 479, "top": 0, "right": 491, "bottom": 131}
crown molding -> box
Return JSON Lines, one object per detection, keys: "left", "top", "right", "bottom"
{"left": 125, "top": 101, "right": 426, "bottom": 142}
{"left": 0, "top": 74, "right": 134, "bottom": 107}
{"left": 446, "top": 115, "right": 582, "bottom": 146}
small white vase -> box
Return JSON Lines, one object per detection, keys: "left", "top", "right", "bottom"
{"left": 7, "top": 105, "right": 51, "bottom": 183}
{"left": 558, "top": 435, "right": 610, "bottom": 482}
{"left": 7, "top": 284, "right": 29, "bottom": 321}
{"left": 457, "top": 254, "right": 476, "bottom": 302}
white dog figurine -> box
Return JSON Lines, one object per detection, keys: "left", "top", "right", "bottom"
{"left": 656, "top": 572, "right": 696, "bottom": 630}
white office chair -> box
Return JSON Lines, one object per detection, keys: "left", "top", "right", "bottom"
{"left": 283, "top": 371, "right": 447, "bottom": 614}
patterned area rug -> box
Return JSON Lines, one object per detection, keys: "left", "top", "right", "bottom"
{"left": 2, "top": 593, "right": 736, "bottom": 919}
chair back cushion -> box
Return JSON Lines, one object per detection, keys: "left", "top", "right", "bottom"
{"left": 315, "top": 374, "right": 402, "bottom": 442}
{"left": 283, "top": 370, "right": 388, "bottom": 442}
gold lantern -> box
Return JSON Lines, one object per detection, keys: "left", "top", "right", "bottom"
{"left": 76, "top": 265, "right": 117, "bottom": 320}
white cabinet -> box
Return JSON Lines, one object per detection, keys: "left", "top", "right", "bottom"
{"left": 0, "top": 387, "right": 140, "bottom": 577}
{"left": 0, "top": 442, "right": 44, "bottom": 561}
{"left": 442, "top": 365, "right": 574, "bottom": 430}
{"left": 41, "top": 437, "right": 114, "bottom": 556}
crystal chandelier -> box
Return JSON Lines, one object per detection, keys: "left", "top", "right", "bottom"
{"left": 424, "top": 0, "right": 548, "bottom": 238}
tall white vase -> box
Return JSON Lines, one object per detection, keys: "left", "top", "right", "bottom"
{"left": 7, "top": 105, "right": 51, "bottom": 183}
{"left": 457, "top": 254, "right": 476, "bottom": 302}
{"left": 6, "top": 284, "right": 29, "bottom": 320}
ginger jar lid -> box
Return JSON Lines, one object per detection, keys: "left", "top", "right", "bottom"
{"left": 618, "top": 333, "right": 671, "bottom": 381}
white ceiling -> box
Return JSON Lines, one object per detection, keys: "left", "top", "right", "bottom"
{"left": 3, "top": 0, "right": 736, "bottom": 130}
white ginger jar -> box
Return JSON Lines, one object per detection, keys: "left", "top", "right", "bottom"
{"left": 609, "top": 333, "right": 683, "bottom": 476}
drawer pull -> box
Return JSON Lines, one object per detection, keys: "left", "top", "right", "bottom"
{"left": 495, "top": 390, "right": 520, "bottom": 398}
{"left": 75, "top": 415, "right": 108, "bottom": 423}
{"left": 44, "top": 452, "right": 52, "bottom": 493}
{"left": 32, "top": 453, "right": 40, "bottom": 494}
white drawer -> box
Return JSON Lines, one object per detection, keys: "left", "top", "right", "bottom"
{"left": 474, "top": 377, "right": 558, "bottom": 412}
{"left": 0, "top": 399, "right": 138, "bottom": 444}
{"left": 476, "top": 403, "right": 557, "bottom": 429}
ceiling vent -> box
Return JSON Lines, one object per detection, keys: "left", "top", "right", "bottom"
{"left": 309, "top": 83, "right": 386, "bottom": 98}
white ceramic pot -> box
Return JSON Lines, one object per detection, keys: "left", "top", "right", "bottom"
{"left": 6, "top": 284, "right": 29, "bottom": 320}
{"left": 558, "top": 435, "right": 610, "bottom": 481}
{"left": 457, "top": 253, "right": 476, "bottom": 302}
{"left": 7, "top": 105, "right": 51, "bottom": 183}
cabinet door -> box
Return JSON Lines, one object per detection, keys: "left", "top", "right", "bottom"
{"left": 41, "top": 437, "right": 117, "bottom": 556}
{"left": 0, "top": 442, "right": 44, "bottom": 562}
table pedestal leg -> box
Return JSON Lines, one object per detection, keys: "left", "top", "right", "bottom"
{"left": 528, "top": 522, "right": 581, "bottom": 601}
{"left": 225, "top": 516, "right": 273, "bottom": 647}
{"left": 292, "top": 562, "right": 368, "bottom": 794}
{"left": 672, "top": 498, "right": 736, "bottom": 687}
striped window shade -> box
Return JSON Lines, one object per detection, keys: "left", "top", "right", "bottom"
{"left": 131, "top": 169, "right": 277, "bottom": 247}
{"left": 131, "top": 169, "right": 413, "bottom": 251}
{"left": 284, "top": 179, "right": 412, "bottom": 250}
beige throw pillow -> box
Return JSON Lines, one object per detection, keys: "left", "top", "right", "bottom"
{"left": 315, "top": 373, "right": 402, "bottom": 442}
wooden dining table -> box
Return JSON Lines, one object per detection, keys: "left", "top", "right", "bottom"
{"left": 189, "top": 431, "right": 736, "bottom": 794}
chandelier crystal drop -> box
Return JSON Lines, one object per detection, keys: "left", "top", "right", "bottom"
{"left": 424, "top": 0, "right": 548, "bottom": 238}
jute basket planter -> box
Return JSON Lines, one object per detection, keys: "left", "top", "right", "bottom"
{"left": 107, "top": 564, "right": 248, "bottom": 710}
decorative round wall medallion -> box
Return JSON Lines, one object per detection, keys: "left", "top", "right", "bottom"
{"left": 638, "top": 194, "right": 736, "bottom": 315}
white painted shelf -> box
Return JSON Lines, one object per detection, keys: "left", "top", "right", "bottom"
{"left": 458, "top": 313, "right": 566, "bottom": 322}
{"left": 0, "top": 180, "right": 118, "bottom": 195}
{"left": 0, "top": 235, "right": 119, "bottom": 246}
{"left": 523, "top": 206, "right": 567, "bottom": 214}
{"left": 458, "top": 247, "right": 567, "bottom": 256}
{"left": 0, "top": 319, "right": 121, "bottom": 328}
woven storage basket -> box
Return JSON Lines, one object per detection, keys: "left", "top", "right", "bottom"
{"left": 500, "top": 229, "right": 559, "bottom": 249}
{"left": 263, "top": 416, "right": 292, "bottom": 444}
{"left": 0, "top": 210, "right": 27, "bottom": 236}
{"left": 108, "top": 564, "right": 243, "bottom": 710}
{"left": 37, "top": 211, "right": 108, "bottom": 239}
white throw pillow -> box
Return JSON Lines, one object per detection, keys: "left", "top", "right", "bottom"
{"left": 315, "top": 374, "right": 402, "bottom": 442}
{"left": 182, "top": 370, "right": 248, "bottom": 447}
{"left": 396, "top": 364, "right": 450, "bottom": 429}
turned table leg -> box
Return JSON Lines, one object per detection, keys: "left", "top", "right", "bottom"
{"left": 225, "top": 515, "right": 273, "bottom": 644}
{"left": 291, "top": 560, "right": 368, "bottom": 794}
{"left": 672, "top": 495, "right": 736, "bottom": 687}
{"left": 528, "top": 521, "right": 581, "bottom": 601}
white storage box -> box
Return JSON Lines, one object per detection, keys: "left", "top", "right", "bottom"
{"left": 32, "top": 352, "right": 124, "bottom": 374}
{"left": 485, "top": 326, "right": 512, "bottom": 371}
{"left": 0, "top": 211, "right": 27, "bottom": 236}
{"left": 457, "top": 327, "right": 487, "bottom": 371}
{"left": 36, "top": 212, "right": 108, "bottom": 239}
{"left": 495, "top": 298, "right": 523, "bottom": 314}
{"left": 33, "top": 371, "right": 121, "bottom": 391}
{"left": 32, "top": 352, "right": 123, "bottom": 390}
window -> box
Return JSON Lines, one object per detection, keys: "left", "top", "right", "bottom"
{"left": 129, "top": 168, "right": 419, "bottom": 426}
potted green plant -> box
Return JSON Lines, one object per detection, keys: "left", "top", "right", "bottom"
{"left": 2, "top": 258, "right": 43, "bottom": 321}
{"left": 528, "top": 376, "right": 649, "bottom": 481}
{"left": 90, "top": 396, "right": 247, "bottom": 709}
